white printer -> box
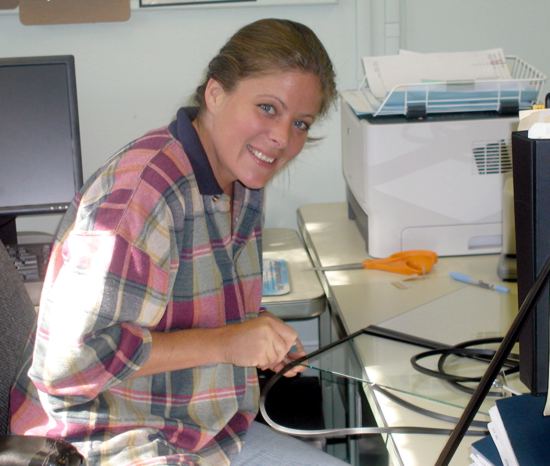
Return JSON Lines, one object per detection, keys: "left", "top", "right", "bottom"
{"left": 341, "top": 54, "right": 545, "bottom": 257}
{"left": 342, "top": 100, "right": 518, "bottom": 257}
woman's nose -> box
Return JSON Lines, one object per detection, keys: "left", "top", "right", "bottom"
{"left": 268, "top": 120, "right": 290, "bottom": 148}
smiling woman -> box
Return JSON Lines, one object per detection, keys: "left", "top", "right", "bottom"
{"left": 193, "top": 70, "right": 322, "bottom": 193}
{"left": 191, "top": 18, "right": 336, "bottom": 195}
{"left": 9, "top": 18, "right": 342, "bottom": 466}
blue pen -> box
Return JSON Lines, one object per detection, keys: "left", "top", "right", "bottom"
{"left": 449, "top": 271, "right": 510, "bottom": 294}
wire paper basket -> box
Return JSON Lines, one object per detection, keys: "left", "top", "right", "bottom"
{"left": 365, "top": 56, "right": 546, "bottom": 118}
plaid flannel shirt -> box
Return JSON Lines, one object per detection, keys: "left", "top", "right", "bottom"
{"left": 10, "top": 108, "right": 264, "bottom": 465}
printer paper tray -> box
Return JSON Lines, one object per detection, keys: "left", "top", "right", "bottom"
{"left": 359, "top": 56, "right": 545, "bottom": 118}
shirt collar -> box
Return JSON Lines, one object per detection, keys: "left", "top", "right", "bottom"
{"left": 169, "top": 107, "right": 223, "bottom": 195}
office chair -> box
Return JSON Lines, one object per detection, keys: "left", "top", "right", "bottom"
{"left": 0, "top": 240, "right": 83, "bottom": 465}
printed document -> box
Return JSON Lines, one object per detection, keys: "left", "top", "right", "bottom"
{"left": 362, "top": 48, "right": 511, "bottom": 99}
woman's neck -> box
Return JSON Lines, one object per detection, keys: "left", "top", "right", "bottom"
{"left": 192, "top": 115, "right": 233, "bottom": 196}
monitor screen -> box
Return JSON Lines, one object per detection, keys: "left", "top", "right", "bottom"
{"left": 0, "top": 55, "right": 82, "bottom": 244}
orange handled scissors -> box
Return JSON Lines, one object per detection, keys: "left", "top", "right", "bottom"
{"left": 316, "top": 250, "right": 438, "bottom": 275}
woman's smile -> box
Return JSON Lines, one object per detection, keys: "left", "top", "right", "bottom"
{"left": 247, "top": 144, "right": 275, "bottom": 165}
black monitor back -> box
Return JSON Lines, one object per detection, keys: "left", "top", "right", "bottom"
{"left": 512, "top": 130, "right": 550, "bottom": 395}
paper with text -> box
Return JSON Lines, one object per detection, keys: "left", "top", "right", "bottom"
{"left": 362, "top": 48, "right": 511, "bottom": 99}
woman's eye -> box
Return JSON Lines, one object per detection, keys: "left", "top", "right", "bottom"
{"left": 258, "top": 103, "right": 275, "bottom": 115}
{"left": 294, "top": 120, "right": 310, "bottom": 132}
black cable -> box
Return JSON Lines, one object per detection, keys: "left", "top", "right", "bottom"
{"left": 410, "top": 337, "right": 519, "bottom": 396}
{"left": 438, "top": 338, "right": 518, "bottom": 396}
{"left": 364, "top": 326, "right": 520, "bottom": 397}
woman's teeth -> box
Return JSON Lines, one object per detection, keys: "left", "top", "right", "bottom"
{"left": 248, "top": 145, "right": 275, "bottom": 164}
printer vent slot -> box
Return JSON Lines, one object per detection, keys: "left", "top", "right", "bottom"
{"left": 472, "top": 139, "right": 512, "bottom": 175}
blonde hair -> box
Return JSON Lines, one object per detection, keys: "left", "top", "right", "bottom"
{"left": 194, "top": 18, "right": 337, "bottom": 118}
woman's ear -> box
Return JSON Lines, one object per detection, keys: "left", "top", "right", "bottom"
{"left": 204, "top": 78, "right": 226, "bottom": 112}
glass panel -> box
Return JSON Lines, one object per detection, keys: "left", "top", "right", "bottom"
{"left": 304, "top": 332, "right": 515, "bottom": 417}
{"left": 304, "top": 285, "right": 520, "bottom": 418}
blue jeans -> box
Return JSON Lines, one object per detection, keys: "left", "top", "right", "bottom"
{"left": 232, "top": 422, "right": 350, "bottom": 465}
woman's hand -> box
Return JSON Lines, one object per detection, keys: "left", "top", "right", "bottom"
{"left": 220, "top": 312, "right": 305, "bottom": 375}
{"left": 269, "top": 337, "right": 307, "bottom": 377}
{"left": 131, "top": 312, "right": 308, "bottom": 379}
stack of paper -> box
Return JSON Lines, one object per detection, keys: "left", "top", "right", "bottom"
{"left": 518, "top": 107, "right": 550, "bottom": 139}
{"left": 342, "top": 48, "right": 543, "bottom": 117}
{"left": 363, "top": 48, "right": 511, "bottom": 100}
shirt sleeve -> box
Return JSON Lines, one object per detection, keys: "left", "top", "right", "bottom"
{"left": 29, "top": 223, "right": 176, "bottom": 405}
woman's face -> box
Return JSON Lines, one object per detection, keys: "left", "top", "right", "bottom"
{"left": 197, "top": 70, "right": 323, "bottom": 194}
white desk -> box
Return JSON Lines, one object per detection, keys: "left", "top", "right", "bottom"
{"left": 297, "top": 202, "right": 520, "bottom": 466}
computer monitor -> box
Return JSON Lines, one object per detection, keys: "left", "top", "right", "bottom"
{"left": 511, "top": 130, "right": 550, "bottom": 395}
{"left": 0, "top": 55, "right": 83, "bottom": 245}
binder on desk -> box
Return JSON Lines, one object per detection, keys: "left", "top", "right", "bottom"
{"left": 470, "top": 435, "right": 503, "bottom": 466}
{"left": 488, "top": 394, "right": 550, "bottom": 466}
